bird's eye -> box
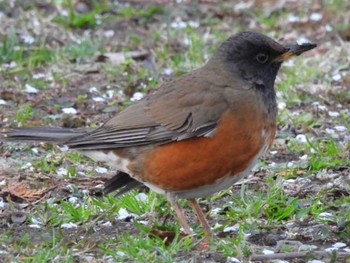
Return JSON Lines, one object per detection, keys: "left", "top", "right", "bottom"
{"left": 256, "top": 53, "right": 269, "bottom": 64}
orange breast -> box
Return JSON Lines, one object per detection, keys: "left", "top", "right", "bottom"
{"left": 142, "top": 110, "right": 276, "bottom": 191}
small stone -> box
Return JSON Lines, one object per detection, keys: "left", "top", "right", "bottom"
{"left": 213, "top": 223, "right": 222, "bottom": 229}
{"left": 68, "top": 197, "right": 78, "bottom": 204}
{"left": 101, "top": 221, "right": 112, "bottom": 227}
{"left": 31, "top": 148, "right": 39, "bottom": 154}
{"left": 21, "top": 34, "right": 35, "bottom": 44}
{"left": 130, "top": 92, "right": 144, "bottom": 102}
{"left": 325, "top": 247, "right": 337, "bottom": 252}
{"left": 25, "top": 84, "right": 38, "bottom": 93}
{"left": 0, "top": 199, "right": 5, "bottom": 209}
{"left": 223, "top": 225, "right": 238, "bottom": 232}
{"left": 297, "top": 37, "right": 311, "bottom": 45}
{"left": 56, "top": 167, "right": 68, "bottom": 177}
{"left": 288, "top": 14, "right": 300, "bottom": 22}
{"left": 318, "top": 212, "right": 335, "bottom": 221}
{"left": 183, "top": 37, "right": 191, "bottom": 46}
{"left": 117, "top": 208, "right": 133, "bottom": 220}
{"left": 328, "top": 111, "right": 340, "bottom": 117}
{"left": 332, "top": 242, "right": 346, "bottom": 248}
{"left": 92, "top": 97, "right": 105, "bottom": 102}
{"left": 283, "top": 179, "right": 295, "bottom": 184}
{"left": 326, "top": 128, "right": 335, "bottom": 134}
{"left": 268, "top": 162, "right": 276, "bottom": 167}
{"left": 32, "top": 73, "right": 46, "bottom": 79}
{"left": 278, "top": 101, "right": 286, "bottom": 110}
{"left": 227, "top": 257, "right": 241, "bottom": 263}
{"left": 11, "top": 212, "right": 27, "bottom": 224}
{"left": 163, "top": 68, "right": 173, "bottom": 75}
{"left": 299, "top": 154, "right": 308, "bottom": 160}
{"left": 262, "top": 249, "right": 274, "bottom": 255}
{"left": 135, "top": 193, "right": 148, "bottom": 202}
{"left": 188, "top": 21, "right": 199, "bottom": 28}
{"left": 295, "top": 134, "right": 307, "bottom": 143}
{"left": 62, "top": 107, "right": 77, "bottom": 115}
{"left": 234, "top": 1, "right": 252, "bottom": 11}
{"left": 180, "top": 226, "right": 193, "bottom": 233}
{"left": 325, "top": 24, "right": 333, "bottom": 32}
{"left": 299, "top": 244, "right": 318, "bottom": 251}
{"left": 116, "top": 251, "right": 126, "bottom": 257}
{"left": 317, "top": 105, "right": 328, "bottom": 111}
{"left": 95, "top": 167, "right": 108, "bottom": 174}
{"left": 104, "top": 30, "right": 114, "bottom": 37}
{"left": 210, "top": 207, "right": 221, "bottom": 216}
{"left": 28, "top": 224, "right": 41, "bottom": 229}
{"left": 332, "top": 74, "right": 341, "bottom": 81}
{"left": 310, "top": 13, "right": 322, "bottom": 21}
{"left": 170, "top": 20, "right": 187, "bottom": 29}
{"left": 59, "top": 145, "right": 69, "bottom": 152}
{"left": 31, "top": 217, "right": 42, "bottom": 225}
{"left": 334, "top": 125, "right": 347, "bottom": 132}
{"left": 61, "top": 222, "right": 77, "bottom": 229}
{"left": 89, "top": 87, "right": 98, "bottom": 93}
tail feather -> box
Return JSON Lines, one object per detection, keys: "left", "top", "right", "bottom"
{"left": 0, "top": 127, "right": 89, "bottom": 144}
{"left": 104, "top": 171, "right": 143, "bottom": 195}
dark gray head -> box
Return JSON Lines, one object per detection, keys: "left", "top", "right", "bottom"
{"left": 214, "top": 31, "right": 316, "bottom": 90}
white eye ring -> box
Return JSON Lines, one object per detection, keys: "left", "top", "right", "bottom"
{"left": 256, "top": 53, "right": 269, "bottom": 64}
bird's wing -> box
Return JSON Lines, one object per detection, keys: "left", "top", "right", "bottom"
{"left": 65, "top": 71, "right": 231, "bottom": 150}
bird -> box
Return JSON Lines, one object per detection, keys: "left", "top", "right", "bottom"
{"left": 0, "top": 31, "right": 316, "bottom": 241}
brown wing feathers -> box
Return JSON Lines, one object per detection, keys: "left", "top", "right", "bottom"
{"left": 1, "top": 67, "right": 231, "bottom": 150}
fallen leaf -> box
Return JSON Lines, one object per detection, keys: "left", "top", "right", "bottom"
{"left": 7, "top": 181, "right": 46, "bottom": 202}
{"left": 150, "top": 228, "right": 187, "bottom": 245}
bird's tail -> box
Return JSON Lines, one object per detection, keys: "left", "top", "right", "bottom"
{"left": 0, "top": 127, "right": 88, "bottom": 144}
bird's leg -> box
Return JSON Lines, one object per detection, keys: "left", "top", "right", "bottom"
{"left": 169, "top": 199, "right": 192, "bottom": 235}
{"left": 188, "top": 198, "right": 212, "bottom": 241}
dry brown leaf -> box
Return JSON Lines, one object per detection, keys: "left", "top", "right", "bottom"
{"left": 7, "top": 181, "right": 46, "bottom": 202}
{"left": 150, "top": 228, "right": 187, "bottom": 245}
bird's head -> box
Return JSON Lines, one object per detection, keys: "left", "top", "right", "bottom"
{"left": 214, "top": 31, "right": 316, "bottom": 90}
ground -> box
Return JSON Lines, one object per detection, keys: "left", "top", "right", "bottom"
{"left": 0, "top": 0, "right": 349, "bottom": 262}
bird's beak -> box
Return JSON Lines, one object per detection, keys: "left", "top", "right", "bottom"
{"left": 274, "top": 42, "right": 317, "bottom": 62}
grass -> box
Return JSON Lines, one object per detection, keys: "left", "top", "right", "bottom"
{"left": 15, "top": 104, "right": 34, "bottom": 126}
{"left": 0, "top": 1, "right": 349, "bottom": 262}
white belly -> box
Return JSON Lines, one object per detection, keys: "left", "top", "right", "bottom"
{"left": 81, "top": 150, "right": 131, "bottom": 174}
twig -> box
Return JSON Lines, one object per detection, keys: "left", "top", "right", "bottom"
{"left": 250, "top": 250, "right": 350, "bottom": 261}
